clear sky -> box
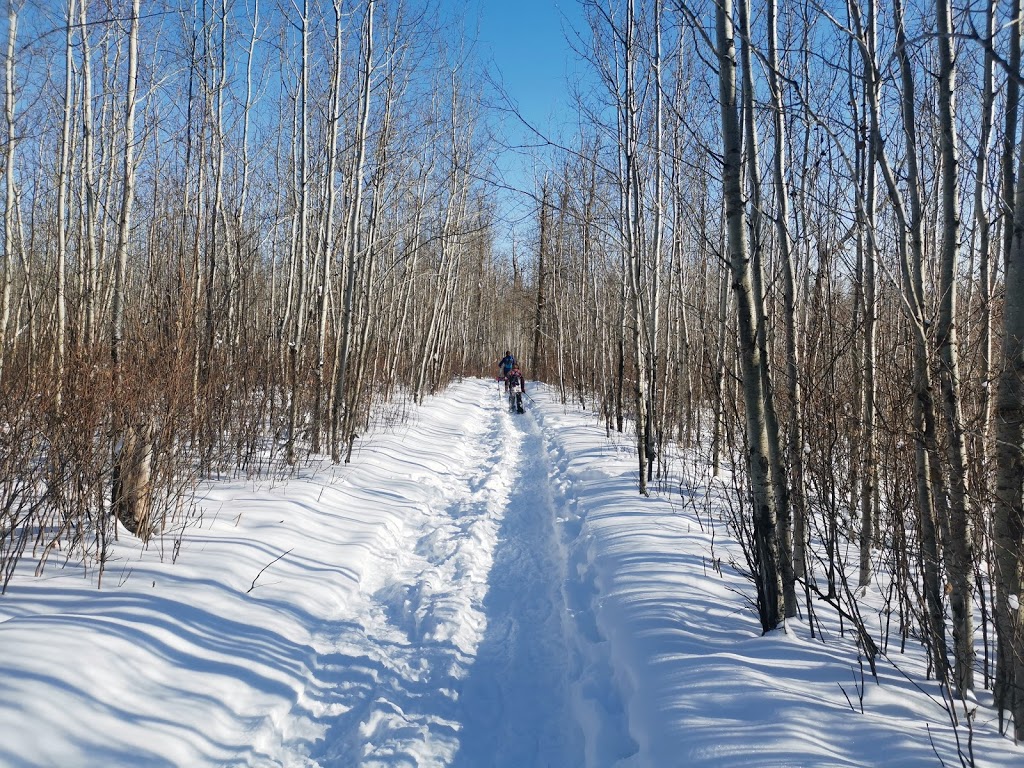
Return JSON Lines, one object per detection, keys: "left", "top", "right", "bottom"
{"left": 473, "top": 0, "right": 583, "bottom": 137}
{"left": 460, "top": 0, "right": 588, "bottom": 241}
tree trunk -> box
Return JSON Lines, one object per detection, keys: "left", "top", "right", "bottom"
{"left": 851, "top": 0, "right": 879, "bottom": 591}
{"left": 532, "top": 180, "right": 549, "bottom": 379}
{"left": 0, "top": 2, "right": 17, "bottom": 386}
{"left": 994, "top": 91, "right": 1024, "bottom": 744}
{"left": 934, "top": 0, "right": 975, "bottom": 695}
{"left": 873, "top": 0, "right": 947, "bottom": 681}
{"left": 111, "top": 0, "right": 151, "bottom": 540}
{"left": 331, "top": 0, "right": 374, "bottom": 462}
{"left": 764, "top": 0, "right": 799, "bottom": 617}
{"left": 312, "top": 0, "right": 344, "bottom": 455}
{"left": 286, "top": 0, "right": 312, "bottom": 465}
{"left": 54, "top": 0, "right": 76, "bottom": 408}
{"left": 716, "top": 0, "right": 784, "bottom": 632}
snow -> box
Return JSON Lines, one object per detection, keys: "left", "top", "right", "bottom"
{"left": 0, "top": 377, "right": 1018, "bottom": 767}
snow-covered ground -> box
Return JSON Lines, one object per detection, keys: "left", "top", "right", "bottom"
{"left": 0, "top": 378, "right": 1017, "bottom": 767}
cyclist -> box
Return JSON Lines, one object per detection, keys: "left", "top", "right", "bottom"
{"left": 497, "top": 351, "right": 516, "bottom": 391}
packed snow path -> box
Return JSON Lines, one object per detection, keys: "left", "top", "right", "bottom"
{"left": 2, "top": 377, "right": 1021, "bottom": 767}
{"left": 300, "top": 379, "right": 596, "bottom": 766}
{"left": 452, "top": 389, "right": 583, "bottom": 766}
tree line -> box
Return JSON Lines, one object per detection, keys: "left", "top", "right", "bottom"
{"left": 0, "top": 0, "right": 505, "bottom": 584}
{"left": 505, "top": 0, "right": 1024, "bottom": 747}
{"left": 3, "top": 0, "right": 1024, "bottom": 754}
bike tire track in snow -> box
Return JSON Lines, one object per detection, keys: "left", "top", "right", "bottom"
{"left": 278, "top": 378, "right": 624, "bottom": 767}
{"left": 292, "top": 380, "right": 515, "bottom": 765}
{"left": 6, "top": 379, "right": 1021, "bottom": 767}
{"left": 451, "top": 391, "right": 585, "bottom": 767}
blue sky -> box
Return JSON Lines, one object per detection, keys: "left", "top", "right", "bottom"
{"left": 474, "top": 0, "right": 583, "bottom": 135}
{"left": 459, "top": 0, "right": 588, "bottom": 246}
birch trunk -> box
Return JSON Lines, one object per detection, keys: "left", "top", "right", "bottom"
{"left": 1001, "top": 0, "right": 1021, "bottom": 276}
{"left": 0, "top": 2, "right": 17, "bottom": 385}
{"left": 331, "top": 0, "right": 374, "bottom": 461}
{"left": 647, "top": 0, "right": 664, "bottom": 482}
{"left": 312, "top": 0, "right": 344, "bottom": 455}
{"left": 286, "top": 0, "right": 310, "bottom": 465}
{"left": 972, "top": 0, "right": 996, "bottom": 491}
{"left": 110, "top": 0, "right": 150, "bottom": 539}
{"left": 711, "top": 249, "right": 729, "bottom": 477}
{"left": 934, "top": 0, "right": 975, "bottom": 695}
{"left": 852, "top": 0, "right": 879, "bottom": 591}
{"left": 533, "top": 180, "right": 549, "bottom": 377}
{"left": 738, "top": 0, "right": 791, "bottom": 601}
{"left": 620, "top": 0, "right": 650, "bottom": 494}
{"left": 764, "top": 0, "right": 799, "bottom": 616}
{"left": 54, "top": 0, "right": 76, "bottom": 407}
{"left": 994, "top": 145, "right": 1024, "bottom": 741}
{"left": 875, "top": 0, "right": 947, "bottom": 680}
{"left": 111, "top": 0, "right": 140, "bottom": 371}
{"left": 716, "top": 0, "right": 783, "bottom": 632}
{"left": 994, "top": 0, "right": 1024, "bottom": 720}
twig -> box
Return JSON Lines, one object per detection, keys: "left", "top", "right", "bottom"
{"left": 247, "top": 548, "right": 293, "bottom": 594}
{"left": 927, "top": 723, "right": 949, "bottom": 768}
{"left": 853, "top": 659, "right": 865, "bottom": 714}
{"left": 838, "top": 682, "right": 857, "bottom": 714}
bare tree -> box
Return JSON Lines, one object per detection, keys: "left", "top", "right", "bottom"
{"left": 0, "top": 0, "right": 18, "bottom": 386}
{"left": 934, "top": 0, "right": 975, "bottom": 696}
{"left": 331, "top": 0, "right": 375, "bottom": 461}
{"left": 994, "top": 35, "right": 1024, "bottom": 741}
{"left": 110, "top": 0, "right": 151, "bottom": 538}
{"left": 54, "top": 0, "right": 77, "bottom": 408}
{"left": 311, "top": 0, "right": 345, "bottom": 455}
{"left": 532, "top": 178, "right": 549, "bottom": 379}
{"left": 285, "top": 0, "right": 311, "bottom": 465}
{"left": 715, "top": 0, "right": 784, "bottom": 632}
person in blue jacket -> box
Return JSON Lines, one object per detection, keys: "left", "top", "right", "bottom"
{"left": 498, "top": 351, "right": 516, "bottom": 390}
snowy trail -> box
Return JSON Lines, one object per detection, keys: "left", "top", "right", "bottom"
{"left": 4, "top": 378, "right": 1020, "bottom": 767}
{"left": 452, "top": 399, "right": 584, "bottom": 767}
{"left": 0, "top": 377, "right": 631, "bottom": 768}
{"left": 283, "top": 379, "right": 601, "bottom": 766}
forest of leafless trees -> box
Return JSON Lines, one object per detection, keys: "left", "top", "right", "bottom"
{"left": 0, "top": 0, "right": 504, "bottom": 576}
{"left": 2, "top": 0, "right": 1024, "bottom": 751}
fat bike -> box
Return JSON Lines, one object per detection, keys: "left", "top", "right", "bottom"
{"left": 508, "top": 383, "right": 525, "bottom": 414}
